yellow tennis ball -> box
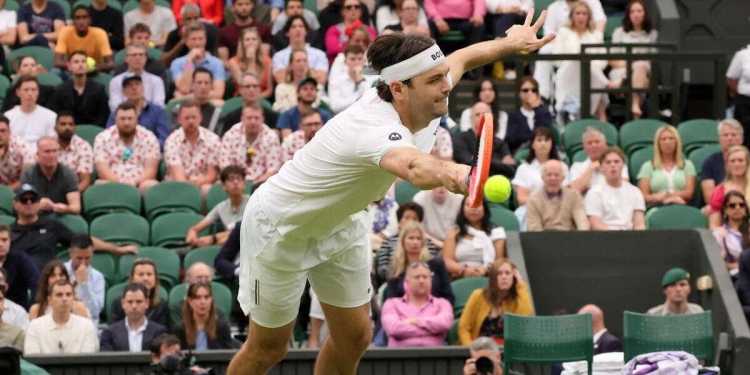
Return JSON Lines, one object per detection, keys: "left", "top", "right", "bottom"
{"left": 86, "top": 57, "right": 96, "bottom": 72}
{"left": 484, "top": 175, "right": 512, "bottom": 203}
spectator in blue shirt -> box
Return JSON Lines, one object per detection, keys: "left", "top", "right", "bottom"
{"left": 106, "top": 73, "right": 171, "bottom": 148}
{"left": 170, "top": 23, "right": 226, "bottom": 101}
{"left": 277, "top": 77, "right": 331, "bottom": 138}
{"left": 701, "top": 119, "right": 744, "bottom": 204}
{"left": 63, "top": 235, "right": 105, "bottom": 327}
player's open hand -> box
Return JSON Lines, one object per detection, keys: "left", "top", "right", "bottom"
{"left": 505, "top": 8, "right": 556, "bottom": 53}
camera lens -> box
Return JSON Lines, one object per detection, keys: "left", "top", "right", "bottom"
{"left": 475, "top": 356, "right": 495, "bottom": 375}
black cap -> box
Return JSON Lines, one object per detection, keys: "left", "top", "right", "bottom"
{"left": 122, "top": 72, "right": 143, "bottom": 88}
{"left": 14, "top": 183, "right": 39, "bottom": 200}
{"left": 297, "top": 77, "right": 318, "bottom": 89}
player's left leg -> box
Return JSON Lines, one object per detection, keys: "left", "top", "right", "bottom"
{"left": 313, "top": 302, "right": 372, "bottom": 375}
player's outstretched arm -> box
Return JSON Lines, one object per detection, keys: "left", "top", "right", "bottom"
{"left": 446, "top": 8, "right": 556, "bottom": 85}
{"left": 380, "top": 147, "right": 470, "bottom": 195}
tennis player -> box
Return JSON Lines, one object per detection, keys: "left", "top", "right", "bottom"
{"left": 228, "top": 9, "right": 555, "bottom": 375}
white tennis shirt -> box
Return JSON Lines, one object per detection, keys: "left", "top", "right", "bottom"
{"left": 254, "top": 88, "right": 442, "bottom": 239}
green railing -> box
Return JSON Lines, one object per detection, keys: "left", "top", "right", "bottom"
{"left": 509, "top": 43, "right": 727, "bottom": 124}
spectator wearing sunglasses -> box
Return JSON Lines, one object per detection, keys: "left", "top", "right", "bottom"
{"left": 94, "top": 102, "right": 161, "bottom": 195}
{"left": 713, "top": 191, "right": 749, "bottom": 278}
{"left": 504, "top": 77, "right": 553, "bottom": 154}
{"left": 10, "top": 184, "right": 138, "bottom": 268}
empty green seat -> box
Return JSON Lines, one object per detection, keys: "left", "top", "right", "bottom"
{"left": 562, "top": 119, "right": 618, "bottom": 159}
{"left": 82, "top": 182, "right": 141, "bottom": 220}
{"left": 488, "top": 204, "right": 520, "bottom": 230}
{"left": 220, "top": 96, "right": 244, "bottom": 117}
{"left": 619, "top": 119, "right": 667, "bottom": 155}
{"left": 623, "top": 310, "right": 713, "bottom": 362}
{"left": 677, "top": 119, "right": 719, "bottom": 155}
{"left": 450, "top": 277, "right": 488, "bottom": 318}
{"left": 0, "top": 185, "right": 14, "bottom": 215}
{"left": 0, "top": 214, "right": 15, "bottom": 225}
{"left": 645, "top": 205, "right": 707, "bottom": 229}
{"left": 144, "top": 181, "right": 202, "bottom": 222}
{"left": 91, "top": 252, "right": 117, "bottom": 287}
{"left": 151, "top": 212, "right": 206, "bottom": 248}
{"left": 56, "top": 214, "right": 88, "bottom": 234}
{"left": 91, "top": 73, "right": 112, "bottom": 91}
{"left": 90, "top": 212, "right": 150, "bottom": 246}
{"left": 504, "top": 313, "right": 593, "bottom": 375}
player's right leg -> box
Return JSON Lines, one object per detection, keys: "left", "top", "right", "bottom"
{"left": 227, "top": 319, "right": 296, "bottom": 375}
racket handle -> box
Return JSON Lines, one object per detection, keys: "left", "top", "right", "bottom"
{"left": 464, "top": 174, "right": 470, "bottom": 187}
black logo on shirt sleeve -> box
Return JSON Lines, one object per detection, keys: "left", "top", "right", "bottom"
{"left": 388, "top": 133, "right": 402, "bottom": 141}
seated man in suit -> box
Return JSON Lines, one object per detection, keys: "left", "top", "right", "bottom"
{"left": 577, "top": 304, "right": 622, "bottom": 354}
{"left": 100, "top": 283, "right": 168, "bottom": 352}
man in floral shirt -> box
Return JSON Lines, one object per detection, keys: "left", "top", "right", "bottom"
{"left": 55, "top": 112, "right": 94, "bottom": 193}
{"left": 0, "top": 116, "right": 34, "bottom": 189}
{"left": 94, "top": 102, "right": 161, "bottom": 195}
{"left": 220, "top": 102, "right": 281, "bottom": 185}
{"left": 281, "top": 110, "right": 324, "bottom": 163}
{"left": 164, "top": 99, "right": 222, "bottom": 196}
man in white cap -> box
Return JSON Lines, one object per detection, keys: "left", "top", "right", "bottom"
{"left": 228, "top": 9, "right": 555, "bottom": 375}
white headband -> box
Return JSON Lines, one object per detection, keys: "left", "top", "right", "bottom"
{"left": 362, "top": 44, "right": 445, "bottom": 84}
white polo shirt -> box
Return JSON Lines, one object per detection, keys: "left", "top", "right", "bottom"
{"left": 255, "top": 88, "right": 442, "bottom": 239}
{"left": 727, "top": 46, "right": 750, "bottom": 96}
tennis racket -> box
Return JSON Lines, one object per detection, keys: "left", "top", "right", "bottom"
{"left": 465, "top": 112, "right": 494, "bottom": 208}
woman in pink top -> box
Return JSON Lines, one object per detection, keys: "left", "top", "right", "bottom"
{"left": 709, "top": 145, "right": 750, "bottom": 228}
{"left": 324, "top": 0, "right": 377, "bottom": 64}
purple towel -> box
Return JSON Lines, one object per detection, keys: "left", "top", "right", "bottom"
{"left": 621, "top": 351, "right": 699, "bottom": 375}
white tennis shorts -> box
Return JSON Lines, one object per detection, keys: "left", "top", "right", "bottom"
{"left": 238, "top": 195, "right": 373, "bottom": 328}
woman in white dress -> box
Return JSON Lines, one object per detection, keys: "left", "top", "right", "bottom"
{"left": 609, "top": 0, "right": 658, "bottom": 119}
{"left": 552, "top": 1, "right": 620, "bottom": 121}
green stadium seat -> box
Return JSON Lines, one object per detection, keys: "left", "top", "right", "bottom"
{"left": 677, "top": 119, "right": 719, "bottom": 155}
{"left": 155, "top": 0, "right": 169, "bottom": 8}
{"left": 395, "top": 181, "right": 420, "bottom": 204}
{"left": 144, "top": 181, "right": 202, "bottom": 222}
{"left": 52, "top": 0, "right": 70, "bottom": 19}
{"left": 303, "top": 0, "right": 318, "bottom": 15}
{"left": 90, "top": 212, "right": 150, "bottom": 246}
{"left": 106, "top": 282, "right": 169, "bottom": 323}
{"left": 258, "top": 98, "right": 272, "bottom": 110}
{"left": 645, "top": 205, "right": 707, "bottom": 229}
{"left": 56, "top": 214, "right": 88, "bottom": 234}
{"left": 623, "top": 310, "right": 713, "bottom": 362}
{"left": 503, "top": 313, "right": 593, "bottom": 375}
{"left": 157, "top": 159, "right": 167, "bottom": 181}
{"left": 619, "top": 119, "right": 667, "bottom": 155}
{"left": 572, "top": 149, "right": 588, "bottom": 163}
{"left": 446, "top": 318, "right": 460, "bottom": 345}
{"left": 488, "top": 204, "right": 520, "bottom": 231}
{"left": 221, "top": 96, "right": 244, "bottom": 117}
{"left": 36, "top": 72, "right": 62, "bottom": 87}
{"left": 514, "top": 148, "right": 529, "bottom": 164}
{"left": 75, "top": 124, "right": 103, "bottom": 146}
{"left": 91, "top": 252, "right": 117, "bottom": 287}
{"left": 562, "top": 119, "right": 618, "bottom": 160}
{"left": 628, "top": 146, "right": 654, "bottom": 182}
{"left": 0, "top": 75, "right": 10, "bottom": 101}
{"left": 122, "top": 0, "right": 138, "bottom": 13}
{"left": 82, "top": 182, "right": 142, "bottom": 220}
{"left": 604, "top": 15, "right": 623, "bottom": 42}
{"left": 184, "top": 245, "right": 221, "bottom": 270}
{"left": 8, "top": 46, "right": 54, "bottom": 73}
{"left": 151, "top": 212, "right": 206, "bottom": 248}
{"left": 4, "top": 0, "right": 19, "bottom": 11}
{"left": 165, "top": 98, "right": 189, "bottom": 120}
{"left": 91, "top": 72, "right": 112, "bottom": 91}
{"left": 0, "top": 185, "right": 14, "bottom": 215}
{"left": 168, "top": 281, "right": 233, "bottom": 326}
{"left": 450, "top": 277, "right": 488, "bottom": 318}
{"left": 0, "top": 214, "right": 15, "bottom": 225}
